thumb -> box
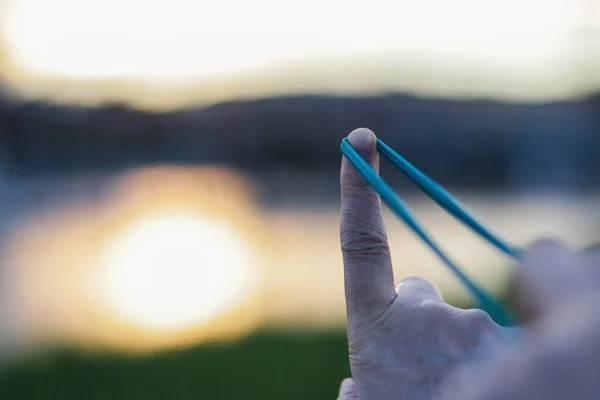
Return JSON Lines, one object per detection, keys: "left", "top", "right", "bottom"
{"left": 337, "top": 378, "right": 358, "bottom": 400}
{"left": 512, "top": 239, "right": 582, "bottom": 323}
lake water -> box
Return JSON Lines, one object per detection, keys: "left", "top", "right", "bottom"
{"left": 0, "top": 170, "right": 597, "bottom": 354}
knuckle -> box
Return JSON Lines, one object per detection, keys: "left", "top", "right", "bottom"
{"left": 401, "top": 275, "right": 436, "bottom": 289}
{"left": 418, "top": 299, "right": 450, "bottom": 319}
{"left": 462, "top": 308, "right": 497, "bottom": 331}
{"left": 342, "top": 173, "right": 380, "bottom": 201}
{"left": 343, "top": 171, "right": 369, "bottom": 192}
{"left": 526, "top": 238, "right": 566, "bottom": 254}
{"left": 341, "top": 219, "right": 389, "bottom": 261}
{"left": 395, "top": 276, "right": 443, "bottom": 302}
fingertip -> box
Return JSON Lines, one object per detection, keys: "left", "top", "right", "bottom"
{"left": 341, "top": 128, "right": 379, "bottom": 192}
{"left": 340, "top": 378, "right": 354, "bottom": 389}
{"left": 347, "top": 128, "right": 377, "bottom": 160}
{"left": 341, "top": 128, "right": 378, "bottom": 187}
{"left": 338, "top": 378, "right": 357, "bottom": 400}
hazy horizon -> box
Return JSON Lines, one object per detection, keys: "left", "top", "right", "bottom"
{"left": 0, "top": 0, "right": 598, "bottom": 110}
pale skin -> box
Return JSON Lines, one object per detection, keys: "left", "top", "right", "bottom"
{"left": 442, "top": 242, "right": 600, "bottom": 400}
{"left": 338, "top": 128, "right": 506, "bottom": 399}
{"left": 337, "top": 128, "right": 600, "bottom": 399}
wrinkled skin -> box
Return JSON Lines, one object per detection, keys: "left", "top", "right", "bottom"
{"left": 337, "top": 128, "right": 600, "bottom": 400}
{"left": 338, "top": 128, "right": 510, "bottom": 400}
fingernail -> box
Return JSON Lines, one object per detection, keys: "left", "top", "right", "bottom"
{"left": 348, "top": 128, "right": 376, "bottom": 162}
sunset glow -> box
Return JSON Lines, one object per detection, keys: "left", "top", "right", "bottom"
{"left": 1, "top": 0, "right": 581, "bottom": 81}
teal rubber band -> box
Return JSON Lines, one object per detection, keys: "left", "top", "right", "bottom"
{"left": 341, "top": 138, "right": 517, "bottom": 327}
{"left": 377, "top": 140, "right": 520, "bottom": 259}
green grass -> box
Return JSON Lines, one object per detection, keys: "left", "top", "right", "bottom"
{"left": 0, "top": 329, "right": 351, "bottom": 400}
{"left": 0, "top": 294, "right": 520, "bottom": 400}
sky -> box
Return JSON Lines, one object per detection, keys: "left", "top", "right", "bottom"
{"left": 0, "top": 0, "right": 598, "bottom": 108}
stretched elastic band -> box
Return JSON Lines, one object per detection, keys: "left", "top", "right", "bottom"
{"left": 341, "top": 138, "right": 517, "bottom": 327}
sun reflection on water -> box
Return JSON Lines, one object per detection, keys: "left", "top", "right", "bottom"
{"left": 102, "top": 210, "right": 254, "bottom": 331}
{"left": 0, "top": 166, "right": 267, "bottom": 354}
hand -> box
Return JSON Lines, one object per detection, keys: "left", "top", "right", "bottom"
{"left": 511, "top": 239, "right": 600, "bottom": 325}
{"left": 442, "top": 242, "right": 600, "bottom": 400}
{"left": 337, "top": 128, "right": 509, "bottom": 399}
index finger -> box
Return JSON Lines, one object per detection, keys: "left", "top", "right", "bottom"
{"left": 340, "top": 128, "right": 396, "bottom": 315}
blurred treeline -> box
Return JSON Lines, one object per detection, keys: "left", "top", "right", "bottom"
{"left": 0, "top": 92, "right": 598, "bottom": 192}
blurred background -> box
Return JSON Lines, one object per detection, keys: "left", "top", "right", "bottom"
{"left": 0, "top": 0, "right": 598, "bottom": 398}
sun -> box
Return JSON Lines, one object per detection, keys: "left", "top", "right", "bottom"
{"left": 101, "top": 210, "right": 254, "bottom": 331}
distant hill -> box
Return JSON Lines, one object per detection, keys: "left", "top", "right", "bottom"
{"left": 0, "top": 93, "right": 598, "bottom": 191}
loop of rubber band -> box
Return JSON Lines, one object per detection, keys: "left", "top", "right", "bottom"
{"left": 341, "top": 138, "right": 517, "bottom": 327}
